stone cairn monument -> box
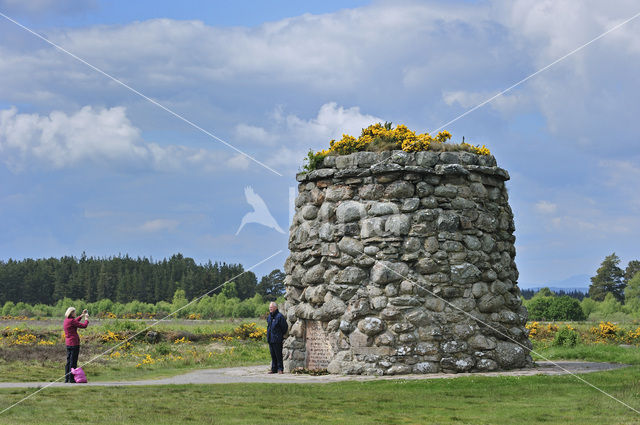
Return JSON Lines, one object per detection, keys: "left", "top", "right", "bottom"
{"left": 283, "top": 149, "right": 532, "bottom": 375}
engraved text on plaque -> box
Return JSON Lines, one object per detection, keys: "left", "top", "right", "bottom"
{"left": 305, "top": 320, "right": 333, "bottom": 370}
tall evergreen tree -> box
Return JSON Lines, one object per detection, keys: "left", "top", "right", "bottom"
{"left": 256, "top": 269, "right": 285, "bottom": 301}
{"left": 624, "top": 260, "right": 640, "bottom": 285}
{"left": 588, "top": 253, "right": 625, "bottom": 302}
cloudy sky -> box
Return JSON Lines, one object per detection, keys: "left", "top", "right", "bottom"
{"left": 1, "top": 0, "right": 639, "bottom": 288}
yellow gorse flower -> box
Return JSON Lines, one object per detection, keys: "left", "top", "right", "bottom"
{"left": 306, "top": 123, "right": 488, "bottom": 170}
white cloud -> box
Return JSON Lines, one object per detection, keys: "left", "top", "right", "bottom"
{"left": 442, "top": 90, "right": 530, "bottom": 115}
{"left": 0, "top": 105, "right": 240, "bottom": 173}
{"left": 227, "top": 153, "right": 251, "bottom": 170}
{"left": 138, "top": 218, "right": 179, "bottom": 233}
{"left": 238, "top": 102, "right": 383, "bottom": 171}
{"left": 497, "top": 0, "right": 640, "bottom": 150}
{"left": 234, "top": 124, "right": 278, "bottom": 146}
{"left": 534, "top": 200, "right": 557, "bottom": 214}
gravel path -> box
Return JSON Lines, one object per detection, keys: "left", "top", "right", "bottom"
{"left": 0, "top": 361, "right": 627, "bottom": 388}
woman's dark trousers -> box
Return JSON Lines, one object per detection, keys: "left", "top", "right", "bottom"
{"left": 65, "top": 345, "right": 80, "bottom": 382}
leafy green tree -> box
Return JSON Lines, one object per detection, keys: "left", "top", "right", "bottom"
{"left": 537, "top": 287, "right": 555, "bottom": 297}
{"left": 526, "top": 296, "right": 553, "bottom": 321}
{"left": 171, "top": 289, "right": 188, "bottom": 313}
{"left": 599, "top": 292, "right": 623, "bottom": 316}
{"left": 624, "top": 272, "right": 640, "bottom": 311}
{"left": 588, "top": 253, "right": 625, "bottom": 302}
{"left": 221, "top": 282, "right": 238, "bottom": 299}
{"left": 256, "top": 269, "right": 285, "bottom": 301}
{"left": 580, "top": 297, "right": 598, "bottom": 317}
{"left": 546, "top": 296, "right": 586, "bottom": 321}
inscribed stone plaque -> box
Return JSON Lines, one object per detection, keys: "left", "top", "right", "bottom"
{"left": 305, "top": 320, "right": 333, "bottom": 370}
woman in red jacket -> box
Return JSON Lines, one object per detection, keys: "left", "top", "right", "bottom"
{"left": 63, "top": 307, "right": 89, "bottom": 383}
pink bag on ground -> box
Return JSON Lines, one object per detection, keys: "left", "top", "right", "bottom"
{"left": 71, "top": 367, "right": 87, "bottom": 383}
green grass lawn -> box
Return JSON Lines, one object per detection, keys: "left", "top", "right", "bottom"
{"left": 0, "top": 367, "right": 639, "bottom": 424}
{"left": 2, "top": 320, "right": 640, "bottom": 424}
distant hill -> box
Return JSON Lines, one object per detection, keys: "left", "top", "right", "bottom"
{"left": 519, "top": 274, "right": 590, "bottom": 293}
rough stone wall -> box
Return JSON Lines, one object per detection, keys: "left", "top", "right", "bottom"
{"left": 283, "top": 150, "right": 532, "bottom": 375}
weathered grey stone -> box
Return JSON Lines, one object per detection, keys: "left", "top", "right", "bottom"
{"left": 399, "top": 280, "right": 414, "bottom": 294}
{"left": 386, "top": 365, "right": 412, "bottom": 375}
{"left": 477, "top": 293, "right": 505, "bottom": 313}
{"left": 294, "top": 303, "right": 315, "bottom": 320}
{"left": 442, "top": 340, "right": 468, "bottom": 353}
{"left": 385, "top": 214, "right": 411, "bottom": 236}
{"left": 326, "top": 186, "right": 352, "bottom": 202}
{"left": 424, "top": 297, "right": 445, "bottom": 312}
{"left": 468, "top": 334, "right": 496, "bottom": 350}
{"left": 335, "top": 155, "right": 356, "bottom": 169}
{"left": 434, "top": 184, "right": 458, "bottom": 198}
{"left": 375, "top": 331, "right": 395, "bottom": 346}
{"left": 317, "top": 296, "right": 347, "bottom": 320}
{"left": 358, "top": 317, "right": 385, "bottom": 336}
{"left": 418, "top": 325, "right": 443, "bottom": 341}
{"left": 416, "top": 258, "right": 438, "bottom": 274}
{"left": 472, "top": 282, "right": 489, "bottom": 298}
{"left": 380, "top": 306, "right": 401, "bottom": 320}
{"left": 370, "top": 261, "right": 409, "bottom": 284}
{"left": 385, "top": 181, "right": 415, "bottom": 198}
{"left": 401, "top": 309, "right": 425, "bottom": 326}
{"left": 463, "top": 235, "right": 481, "bottom": 250}
{"left": 403, "top": 237, "right": 421, "bottom": 253}
{"left": 335, "top": 266, "right": 367, "bottom": 285}
{"left": 301, "top": 205, "right": 318, "bottom": 220}
{"left": 304, "top": 285, "right": 327, "bottom": 304}
{"left": 317, "top": 202, "right": 335, "bottom": 222}
{"left": 360, "top": 217, "right": 385, "bottom": 238}
{"left": 336, "top": 201, "right": 366, "bottom": 223}
{"left": 368, "top": 202, "right": 399, "bottom": 216}
{"left": 359, "top": 184, "right": 385, "bottom": 200}
{"left": 437, "top": 212, "right": 459, "bottom": 232}
{"left": 414, "top": 362, "right": 440, "bottom": 373}
{"left": 415, "top": 151, "right": 439, "bottom": 167}
{"left": 337, "top": 237, "right": 364, "bottom": 257}
{"left": 424, "top": 237, "right": 439, "bottom": 253}
{"left": 370, "top": 296, "right": 388, "bottom": 310}
{"left": 451, "top": 263, "right": 481, "bottom": 284}
{"left": 367, "top": 285, "right": 383, "bottom": 297}
{"left": 453, "top": 357, "right": 475, "bottom": 372}
{"left": 494, "top": 341, "right": 527, "bottom": 368}
{"left": 415, "top": 181, "right": 434, "bottom": 197}
{"left": 453, "top": 324, "right": 475, "bottom": 338}
{"left": 401, "top": 198, "right": 420, "bottom": 212}
{"left": 348, "top": 298, "right": 371, "bottom": 318}
{"left": 391, "top": 322, "right": 415, "bottom": 333}
{"left": 390, "top": 295, "right": 422, "bottom": 306}
{"left": 476, "top": 358, "right": 498, "bottom": 371}
{"left": 384, "top": 283, "right": 398, "bottom": 297}
{"left": 353, "top": 151, "right": 378, "bottom": 167}
{"left": 326, "top": 284, "right": 357, "bottom": 301}
{"left": 302, "top": 264, "right": 325, "bottom": 285}
{"left": 491, "top": 280, "right": 511, "bottom": 295}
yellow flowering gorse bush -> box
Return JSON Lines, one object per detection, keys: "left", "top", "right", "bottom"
{"left": 0, "top": 326, "right": 53, "bottom": 346}
{"left": 304, "top": 122, "right": 490, "bottom": 171}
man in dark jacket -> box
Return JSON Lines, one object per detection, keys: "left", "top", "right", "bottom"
{"left": 266, "top": 302, "right": 288, "bottom": 374}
